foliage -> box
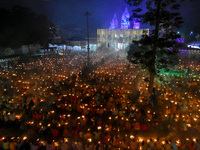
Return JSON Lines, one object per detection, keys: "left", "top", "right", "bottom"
{"left": 125, "top": 0, "right": 183, "bottom": 93}
{"left": 196, "top": 34, "right": 200, "bottom": 41}
{"left": 0, "top": 5, "right": 56, "bottom": 49}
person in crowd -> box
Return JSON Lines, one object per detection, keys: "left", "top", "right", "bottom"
{"left": 9, "top": 111, "right": 16, "bottom": 127}
{"left": 9, "top": 139, "right": 17, "bottom": 150}
{"left": 170, "top": 139, "right": 178, "bottom": 150}
{"left": 155, "top": 138, "right": 163, "bottom": 150}
{"left": 164, "top": 140, "right": 171, "bottom": 150}
{"left": 30, "top": 142, "right": 38, "bottom": 150}
{"left": 3, "top": 139, "right": 10, "bottom": 150}
{"left": 149, "top": 138, "right": 155, "bottom": 149}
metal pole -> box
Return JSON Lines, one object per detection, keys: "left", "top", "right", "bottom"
{"left": 87, "top": 15, "right": 90, "bottom": 66}
{"left": 85, "top": 12, "right": 90, "bottom": 66}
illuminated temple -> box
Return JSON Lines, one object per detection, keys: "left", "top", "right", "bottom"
{"left": 97, "top": 7, "right": 149, "bottom": 50}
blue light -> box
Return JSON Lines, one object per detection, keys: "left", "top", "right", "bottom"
{"left": 121, "top": 7, "right": 130, "bottom": 29}
{"left": 176, "top": 38, "right": 184, "bottom": 43}
{"left": 133, "top": 18, "right": 140, "bottom": 29}
{"left": 109, "top": 14, "right": 119, "bottom": 29}
{"left": 109, "top": 7, "right": 141, "bottom": 30}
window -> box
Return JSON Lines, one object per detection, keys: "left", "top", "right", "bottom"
{"left": 118, "top": 43, "right": 123, "bottom": 49}
{"left": 107, "top": 34, "right": 112, "bottom": 40}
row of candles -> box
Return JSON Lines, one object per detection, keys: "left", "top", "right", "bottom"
{"left": 0, "top": 135, "right": 198, "bottom": 148}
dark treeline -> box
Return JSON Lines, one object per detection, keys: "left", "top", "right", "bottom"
{"left": 0, "top": 5, "right": 56, "bottom": 50}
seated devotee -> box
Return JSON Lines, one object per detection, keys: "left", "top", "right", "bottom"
{"left": 103, "top": 132, "right": 111, "bottom": 143}
{"left": 52, "top": 127, "right": 60, "bottom": 138}
{"left": 149, "top": 139, "right": 155, "bottom": 149}
{"left": 94, "top": 130, "right": 101, "bottom": 140}
{"left": 60, "top": 140, "right": 69, "bottom": 150}
{"left": 155, "top": 138, "right": 163, "bottom": 150}
{"left": 141, "top": 141, "right": 148, "bottom": 150}
{"left": 112, "top": 135, "right": 120, "bottom": 147}
{"left": 129, "top": 139, "right": 138, "bottom": 150}
{"left": 9, "top": 111, "right": 16, "bottom": 127}
{"left": 121, "top": 139, "right": 128, "bottom": 149}
{"left": 141, "top": 124, "right": 148, "bottom": 131}
{"left": 186, "top": 141, "right": 196, "bottom": 150}
{"left": 46, "top": 141, "right": 55, "bottom": 150}
{"left": 133, "top": 122, "right": 140, "bottom": 130}
{"left": 125, "top": 120, "right": 131, "bottom": 130}
{"left": 84, "top": 131, "right": 93, "bottom": 140}
{"left": 170, "top": 139, "right": 178, "bottom": 150}
{"left": 164, "top": 140, "right": 171, "bottom": 150}
{"left": 4, "top": 112, "right": 9, "bottom": 127}
{"left": 3, "top": 139, "right": 10, "bottom": 150}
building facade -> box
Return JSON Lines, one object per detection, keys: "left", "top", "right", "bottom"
{"left": 97, "top": 29, "right": 149, "bottom": 50}
{"left": 98, "top": 7, "right": 149, "bottom": 50}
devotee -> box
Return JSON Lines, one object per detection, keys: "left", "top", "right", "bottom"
{"left": 170, "top": 139, "right": 178, "bottom": 150}
{"left": 140, "top": 141, "right": 148, "bottom": 150}
{"left": 18, "top": 140, "right": 31, "bottom": 150}
{"left": 2, "top": 139, "right": 10, "bottom": 150}
{"left": 30, "top": 142, "right": 38, "bottom": 150}
{"left": 155, "top": 138, "right": 163, "bottom": 150}
{"left": 8, "top": 111, "right": 16, "bottom": 127}
{"left": 46, "top": 141, "right": 54, "bottom": 150}
{"left": 0, "top": 49, "right": 200, "bottom": 150}
{"left": 149, "top": 138, "right": 155, "bottom": 149}
{"left": 196, "top": 139, "right": 200, "bottom": 150}
{"left": 129, "top": 139, "right": 138, "bottom": 150}
{"left": 164, "top": 140, "right": 171, "bottom": 150}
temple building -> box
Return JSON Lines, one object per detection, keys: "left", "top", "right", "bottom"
{"left": 109, "top": 14, "right": 119, "bottom": 29}
{"left": 133, "top": 17, "right": 141, "bottom": 29}
{"left": 97, "top": 7, "right": 149, "bottom": 50}
{"left": 121, "top": 7, "right": 130, "bottom": 29}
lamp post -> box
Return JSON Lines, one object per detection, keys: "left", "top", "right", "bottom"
{"left": 190, "top": 31, "right": 193, "bottom": 42}
{"left": 84, "top": 11, "right": 90, "bottom": 66}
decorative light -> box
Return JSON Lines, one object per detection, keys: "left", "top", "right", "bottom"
{"left": 23, "top": 137, "right": 27, "bottom": 140}
{"left": 130, "top": 135, "right": 134, "bottom": 139}
{"left": 88, "top": 138, "right": 92, "bottom": 143}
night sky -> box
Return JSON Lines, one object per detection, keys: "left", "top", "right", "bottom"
{"left": 0, "top": 0, "right": 199, "bottom": 41}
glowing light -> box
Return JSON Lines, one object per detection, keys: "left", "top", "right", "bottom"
{"left": 138, "top": 137, "right": 143, "bottom": 142}
{"left": 23, "top": 137, "right": 27, "bottom": 140}
{"left": 121, "top": 7, "right": 130, "bottom": 29}
{"left": 64, "top": 138, "right": 68, "bottom": 142}
{"left": 130, "top": 135, "right": 134, "bottom": 139}
{"left": 97, "top": 126, "right": 102, "bottom": 130}
{"left": 54, "top": 142, "right": 59, "bottom": 146}
{"left": 109, "top": 14, "right": 119, "bottom": 29}
{"left": 133, "top": 17, "right": 140, "bottom": 29}
{"left": 88, "top": 138, "right": 92, "bottom": 143}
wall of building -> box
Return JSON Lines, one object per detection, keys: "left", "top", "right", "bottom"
{"left": 97, "top": 29, "right": 149, "bottom": 50}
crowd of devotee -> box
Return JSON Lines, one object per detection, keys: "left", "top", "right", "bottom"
{"left": 0, "top": 49, "right": 199, "bottom": 150}
{"left": 0, "top": 137, "right": 200, "bottom": 150}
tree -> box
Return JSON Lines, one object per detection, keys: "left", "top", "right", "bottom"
{"left": 0, "top": 5, "right": 56, "bottom": 53}
{"left": 125, "top": 0, "right": 183, "bottom": 95}
{"left": 195, "top": 34, "right": 200, "bottom": 41}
